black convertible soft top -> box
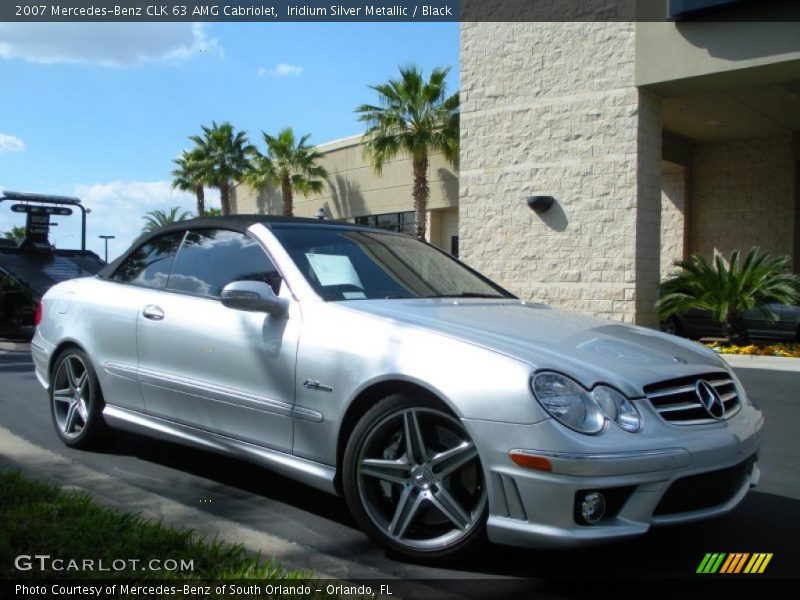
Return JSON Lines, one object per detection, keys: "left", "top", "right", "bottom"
{"left": 97, "top": 214, "right": 384, "bottom": 279}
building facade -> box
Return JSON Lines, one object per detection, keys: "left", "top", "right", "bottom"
{"left": 231, "top": 135, "right": 460, "bottom": 255}
{"left": 235, "top": 11, "right": 799, "bottom": 327}
{"left": 460, "top": 17, "right": 799, "bottom": 327}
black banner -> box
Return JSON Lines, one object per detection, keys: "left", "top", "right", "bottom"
{"left": 3, "top": 0, "right": 800, "bottom": 23}
{"left": 0, "top": 578, "right": 794, "bottom": 600}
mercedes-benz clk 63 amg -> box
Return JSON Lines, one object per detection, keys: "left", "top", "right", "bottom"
{"left": 32, "top": 216, "right": 763, "bottom": 559}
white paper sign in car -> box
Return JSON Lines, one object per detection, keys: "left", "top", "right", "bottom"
{"left": 306, "top": 253, "right": 364, "bottom": 289}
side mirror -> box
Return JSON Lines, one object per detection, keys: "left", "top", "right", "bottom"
{"left": 221, "top": 280, "right": 289, "bottom": 317}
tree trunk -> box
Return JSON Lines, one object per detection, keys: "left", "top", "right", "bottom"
{"left": 220, "top": 181, "right": 231, "bottom": 216}
{"left": 724, "top": 311, "right": 750, "bottom": 346}
{"left": 195, "top": 184, "right": 205, "bottom": 217}
{"left": 282, "top": 175, "right": 293, "bottom": 217}
{"left": 412, "top": 154, "right": 429, "bottom": 240}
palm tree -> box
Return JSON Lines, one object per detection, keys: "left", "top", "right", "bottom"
{"left": 355, "top": 65, "right": 459, "bottom": 239}
{"left": 3, "top": 226, "right": 26, "bottom": 244}
{"left": 658, "top": 247, "right": 800, "bottom": 345}
{"left": 189, "top": 121, "right": 252, "bottom": 216}
{"left": 172, "top": 149, "right": 208, "bottom": 216}
{"left": 141, "top": 207, "right": 191, "bottom": 234}
{"left": 245, "top": 128, "right": 328, "bottom": 217}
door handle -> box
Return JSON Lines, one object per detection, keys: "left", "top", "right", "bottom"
{"left": 142, "top": 305, "right": 164, "bottom": 321}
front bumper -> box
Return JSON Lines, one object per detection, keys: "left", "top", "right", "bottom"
{"left": 463, "top": 403, "right": 764, "bottom": 549}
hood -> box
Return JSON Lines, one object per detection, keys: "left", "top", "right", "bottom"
{"left": 340, "top": 298, "right": 730, "bottom": 397}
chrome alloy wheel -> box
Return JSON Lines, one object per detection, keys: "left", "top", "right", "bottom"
{"left": 52, "top": 355, "right": 91, "bottom": 439}
{"left": 356, "top": 407, "right": 486, "bottom": 551}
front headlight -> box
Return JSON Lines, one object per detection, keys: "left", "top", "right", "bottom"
{"left": 531, "top": 372, "right": 641, "bottom": 435}
{"left": 531, "top": 372, "right": 606, "bottom": 434}
{"left": 591, "top": 386, "right": 642, "bottom": 432}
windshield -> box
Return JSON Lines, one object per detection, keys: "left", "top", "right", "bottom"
{"left": 271, "top": 226, "right": 514, "bottom": 302}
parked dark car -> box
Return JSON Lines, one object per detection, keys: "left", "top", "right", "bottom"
{"left": 661, "top": 304, "right": 800, "bottom": 342}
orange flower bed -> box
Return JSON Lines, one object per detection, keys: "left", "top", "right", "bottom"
{"left": 706, "top": 342, "right": 800, "bottom": 358}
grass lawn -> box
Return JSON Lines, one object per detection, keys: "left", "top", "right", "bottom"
{"left": 0, "top": 469, "right": 305, "bottom": 582}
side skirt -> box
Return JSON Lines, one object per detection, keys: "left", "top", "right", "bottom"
{"left": 103, "top": 405, "right": 337, "bottom": 495}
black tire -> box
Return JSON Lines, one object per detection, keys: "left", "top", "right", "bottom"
{"left": 342, "top": 394, "right": 487, "bottom": 561}
{"left": 49, "top": 348, "right": 111, "bottom": 449}
{"left": 663, "top": 316, "right": 683, "bottom": 337}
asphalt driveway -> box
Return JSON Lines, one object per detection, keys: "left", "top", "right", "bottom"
{"left": 0, "top": 342, "right": 797, "bottom": 594}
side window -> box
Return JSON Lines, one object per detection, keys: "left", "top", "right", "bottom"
{"left": 167, "top": 229, "right": 282, "bottom": 298}
{"left": 112, "top": 231, "right": 185, "bottom": 289}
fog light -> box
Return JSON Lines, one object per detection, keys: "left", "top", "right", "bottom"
{"left": 580, "top": 491, "right": 606, "bottom": 524}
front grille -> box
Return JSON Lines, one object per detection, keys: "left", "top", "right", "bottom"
{"left": 644, "top": 372, "right": 741, "bottom": 425}
{"left": 653, "top": 455, "right": 755, "bottom": 516}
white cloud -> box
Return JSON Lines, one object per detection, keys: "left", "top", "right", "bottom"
{"left": 0, "top": 23, "right": 220, "bottom": 67}
{"left": 0, "top": 133, "right": 25, "bottom": 153}
{"left": 70, "top": 180, "right": 220, "bottom": 259}
{"left": 257, "top": 66, "right": 267, "bottom": 77}
{"left": 271, "top": 63, "right": 303, "bottom": 76}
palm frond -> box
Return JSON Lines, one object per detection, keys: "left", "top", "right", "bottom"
{"left": 658, "top": 247, "right": 800, "bottom": 340}
{"left": 247, "top": 127, "right": 329, "bottom": 207}
{"left": 141, "top": 207, "right": 191, "bottom": 234}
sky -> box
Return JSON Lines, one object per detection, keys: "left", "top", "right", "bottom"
{"left": 0, "top": 22, "right": 459, "bottom": 260}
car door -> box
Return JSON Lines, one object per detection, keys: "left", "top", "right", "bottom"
{"left": 682, "top": 308, "right": 724, "bottom": 339}
{"left": 743, "top": 304, "right": 778, "bottom": 339}
{"left": 96, "top": 230, "right": 185, "bottom": 413}
{"left": 135, "top": 228, "right": 298, "bottom": 452}
{"left": 745, "top": 303, "right": 799, "bottom": 341}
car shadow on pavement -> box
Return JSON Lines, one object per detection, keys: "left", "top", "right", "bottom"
{"left": 453, "top": 490, "right": 798, "bottom": 580}
{"left": 92, "top": 430, "right": 798, "bottom": 580}
{"left": 95, "top": 430, "right": 355, "bottom": 526}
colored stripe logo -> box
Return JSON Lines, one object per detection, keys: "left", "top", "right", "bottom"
{"left": 697, "top": 553, "right": 773, "bottom": 574}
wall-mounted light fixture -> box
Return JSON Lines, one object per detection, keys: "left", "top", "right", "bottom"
{"left": 526, "top": 195, "right": 555, "bottom": 214}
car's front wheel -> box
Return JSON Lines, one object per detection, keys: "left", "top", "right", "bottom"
{"left": 50, "top": 348, "right": 111, "bottom": 449}
{"left": 343, "top": 394, "right": 487, "bottom": 561}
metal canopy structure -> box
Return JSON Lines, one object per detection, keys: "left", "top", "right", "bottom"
{"left": 0, "top": 190, "right": 88, "bottom": 250}
{"left": 0, "top": 191, "right": 104, "bottom": 334}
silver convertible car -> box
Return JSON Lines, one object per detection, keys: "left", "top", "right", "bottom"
{"left": 32, "top": 216, "right": 764, "bottom": 559}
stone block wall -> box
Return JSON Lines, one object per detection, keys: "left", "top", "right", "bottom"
{"left": 459, "top": 22, "right": 662, "bottom": 324}
{"left": 690, "top": 136, "right": 795, "bottom": 262}
{"left": 660, "top": 166, "right": 687, "bottom": 280}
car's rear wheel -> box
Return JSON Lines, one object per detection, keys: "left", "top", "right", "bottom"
{"left": 343, "top": 394, "right": 487, "bottom": 561}
{"left": 50, "top": 349, "right": 110, "bottom": 449}
{"left": 663, "top": 316, "right": 683, "bottom": 337}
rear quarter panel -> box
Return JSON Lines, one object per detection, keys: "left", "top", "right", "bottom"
{"left": 36, "top": 277, "right": 150, "bottom": 412}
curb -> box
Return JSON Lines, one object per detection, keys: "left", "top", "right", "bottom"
{"left": 0, "top": 425, "right": 398, "bottom": 582}
{"left": 721, "top": 353, "right": 800, "bottom": 373}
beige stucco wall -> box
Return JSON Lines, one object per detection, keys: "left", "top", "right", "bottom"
{"left": 660, "top": 165, "right": 687, "bottom": 280}
{"left": 231, "top": 135, "right": 459, "bottom": 248}
{"left": 459, "top": 22, "right": 663, "bottom": 325}
{"left": 690, "top": 135, "right": 795, "bottom": 261}
{"left": 427, "top": 207, "right": 459, "bottom": 254}
{"left": 636, "top": 22, "right": 800, "bottom": 95}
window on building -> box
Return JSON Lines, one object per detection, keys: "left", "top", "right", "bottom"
{"left": 354, "top": 211, "right": 415, "bottom": 235}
